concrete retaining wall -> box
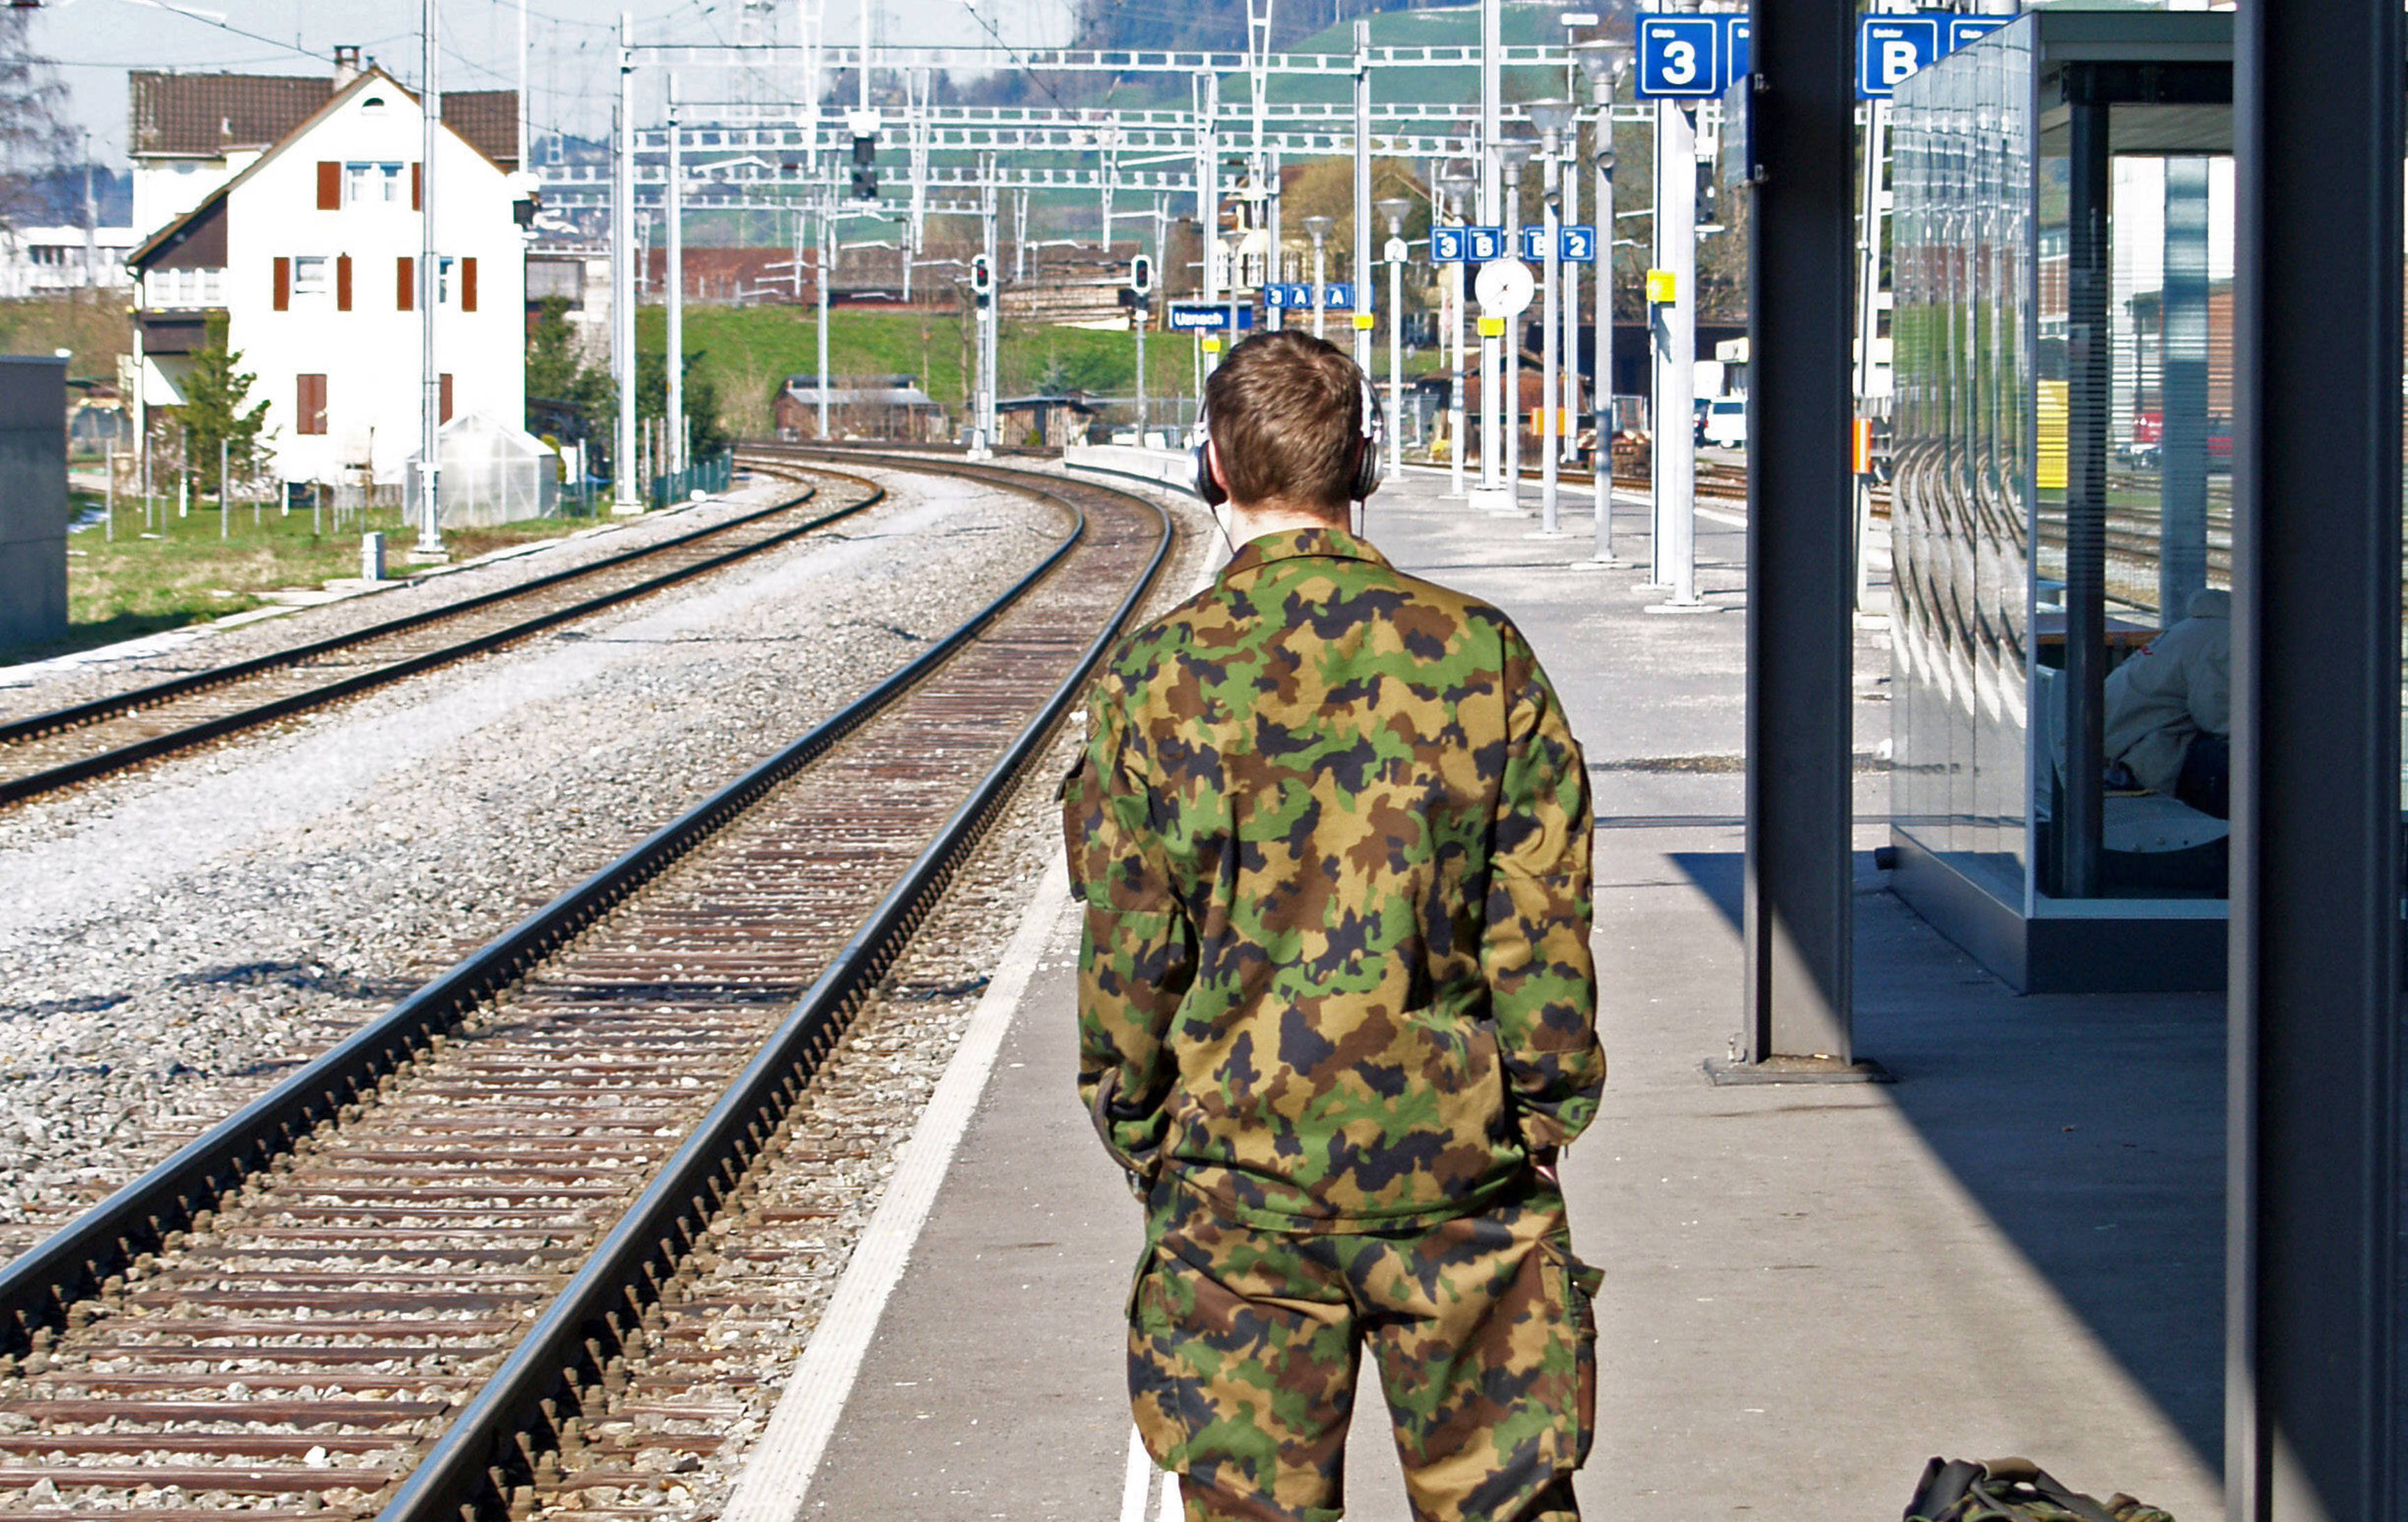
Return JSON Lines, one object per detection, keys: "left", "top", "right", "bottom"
{"left": 1061, "top": 443, "right": 1195, "bottom": 495}
{"left": 0, "top": 356, "right": 68, "bottom": 649}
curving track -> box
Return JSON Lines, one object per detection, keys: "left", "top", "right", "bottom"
{"left": 0, "top": 454, "right": 1174, "bottom": 1522}
{"left": 0, "top": 461, "right": 865, "bottom": 808}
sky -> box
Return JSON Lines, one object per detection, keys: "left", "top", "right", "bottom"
{"left": 30, "top": 0, "right": 1080, "bottom": 162}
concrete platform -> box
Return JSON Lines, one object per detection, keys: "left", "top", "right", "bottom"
{"left": 737, "top": 465, "right": 2224, "bottom": 1521}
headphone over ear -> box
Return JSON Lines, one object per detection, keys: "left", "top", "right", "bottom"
{"left": 1193, "top": 367, "right": 1385, "bottom": 509}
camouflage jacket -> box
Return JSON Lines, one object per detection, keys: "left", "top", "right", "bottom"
{"left": 1064, "top": 525, "right": 1602, "bottom": 1232}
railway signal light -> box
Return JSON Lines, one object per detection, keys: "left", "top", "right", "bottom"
{"left": 970, "top": 253, "right": 993, "bottom": 306}
{"left": 849, "top": 108, "right": 879, "bottom": 201}
{"left": 1128, "top": 254, "right": 1154, "bottom": 298}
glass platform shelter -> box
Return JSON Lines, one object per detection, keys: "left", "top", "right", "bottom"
{"left": 1887, "top": 11, "right": 2236, "bottom": 991}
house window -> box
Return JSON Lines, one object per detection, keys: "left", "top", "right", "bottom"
{"left": 145, "top": 267, "right": 223, "bottom": 308}
{"left": 292, "top": 255, "right": 331, "bottom": 299}
{"left": 345, "top": 161, "right": 407, "bottom": 205}
{"left": 437, "top": 255, "right": 455, "bottom": 305}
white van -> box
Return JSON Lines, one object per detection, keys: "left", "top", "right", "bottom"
{"left": 1701, "top": 397, "right": 1747, "bottom": 449}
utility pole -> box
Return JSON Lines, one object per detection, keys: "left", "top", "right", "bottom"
{"left": 1351, "top": 19, "right": 1373, "bottom": 374}
{"left": 1500, "top": 141, "right": 1529, "bottom": 512}
{"left": 1199, "top": 72, "right": 1221, "bottom": 376}
{"left": 613, "top": 11, "right": 640, "bottom": 513}
{"left": 1648, "top": 95, "right": 1699, "bottom": 605}
{"left": 1306, "top": 215, "right": 1332, "bottom": 340}
{"left": 80, "top": 131, "right": 95, "bottom": 288}
{"left": 1575, "top": 40, "right": 1628, "bottom": 562}
{"left": 1440, "top": 165, "right": 1473, "bottom": 498}
{"left": 666, "top": 76, "right": 684, "bottom": 479}
{"left": 517, "top": 0, "right": 529, "bottom": 173}
{"left": 1470, "top": 0, "right": 1506, "bottom": 511}
{"left": 1531, "top": 101, "right": 1575, "bottom": 534}
{"left": 816, "top": 200, "right": 831, "bottom": 438}
{"left": 411, "top": 0, "right": 446, "bottom": 560}
{"left": 1377, "top": 196, "right": 1412, "bottom": 481}
{"left": 1266, "top": 146, "right": 1284, "bottom": 330}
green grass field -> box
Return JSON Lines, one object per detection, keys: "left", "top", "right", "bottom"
{"left": 638, "top": 305, "right": 1184, "bottom": 434}
{"left": 6, "top": 494, "right": 591, "bottom": 665}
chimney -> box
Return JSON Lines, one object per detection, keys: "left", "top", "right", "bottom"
{"left": 333, "top": 45, "right": 363, "bottom": 87}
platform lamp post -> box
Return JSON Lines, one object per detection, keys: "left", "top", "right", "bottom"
{"left": 1527, "top": 100, "right": 1577, "bottom": 534}
{"left": 1498, "top": 138, "right": 1536, "bottom": 512}
{"left": 1575, "top": 39, "right": 1630, "bottom": 563}
{"left": 1305, "top": 215, "right": 1334, "bottom": 340}
{"left": 1376, "top": 196, "right": 1414, "bottom": 480}
{"left": 1438, "top": 165, "right": 1477, "bottom": 499}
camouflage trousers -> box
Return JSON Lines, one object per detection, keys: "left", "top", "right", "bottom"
{"left": 1128, "top": 1176, "right": 1600, "bottom": 1522}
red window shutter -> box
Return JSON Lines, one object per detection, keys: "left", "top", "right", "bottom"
{"left": 440, "top": 373, "right": 454, "bottom": 424}
{"left": 411, "top": 163, "right": 422, "bottom": 210}
{"left": 274, "top": 256, "right": 290, "bottom": 310}
{"left": 297, "top": 374, "right": 327, "bottom": 434}
{"left": 461, "top": 256, "right": 478, "bottom": 312}
{"left": 397, "top": 256, "right": 414, "bottom": 311}
{"left": 336, "top": 254, "right": 352, "bottom": 312}
{"left": 317, "top": 161, "right": 340, "bottom": 210}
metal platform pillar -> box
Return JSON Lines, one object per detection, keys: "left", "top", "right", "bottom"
{"left": 2230, "top": 3, "right": 2402, "bottom": 1519}
{"left": 1735, "top": 0, "right": 1859, "bottom": 1074}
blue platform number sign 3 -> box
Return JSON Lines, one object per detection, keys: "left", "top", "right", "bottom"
{"left": 1857, "top": 15, "right": 1941, "bottom": 99}
{"left": 1637, "top": 15, "right": 1721, "bottom": 100}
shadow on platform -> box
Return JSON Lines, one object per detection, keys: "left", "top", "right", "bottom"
{"left": 1667, "top": 848, "right": 2225, "bottom": 1469}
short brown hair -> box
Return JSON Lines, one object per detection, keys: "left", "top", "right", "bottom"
{"left": 1204, "top": 329, "right": 1364, "bottom": 516}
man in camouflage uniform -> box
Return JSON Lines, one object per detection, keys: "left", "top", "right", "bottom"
{"left": 1065, "top": 329, "right": 1604, "bottom": 1522}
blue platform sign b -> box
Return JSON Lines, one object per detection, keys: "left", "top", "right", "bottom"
{"left": 1637, "top": 15, "right": 1720, "bottom": 100}
{"left": 1857, "top": 16, "right": 1942, "bottom": 98}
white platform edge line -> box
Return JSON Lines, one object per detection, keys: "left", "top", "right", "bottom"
{"left": 720, "top": 853, "right": 1077, "bottom": 1522}
{"left": 1118, "top": 1424, "right": 1154, "bottom": 1522}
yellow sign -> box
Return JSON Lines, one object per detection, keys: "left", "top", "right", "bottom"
{"left": 2036, "top": 379, "right": 2068, "bottom": 491}
{"left": 1477, "top": 316, "right": 1506, "bottom": 338}
{"left": 1646, "top": 269, "right": 1677, "bottom": 304}
{"left": 1353, "top": 312, "right": 1376, "bottom": 331}
{"left": 1202, "top": 337, "right": 1223, "bottom": 354}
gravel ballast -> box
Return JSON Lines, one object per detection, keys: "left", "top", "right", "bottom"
{"left": 0, "top": 466, "right": 1067, "bottom": 1257}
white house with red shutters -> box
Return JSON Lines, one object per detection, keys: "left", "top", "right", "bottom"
{"left": 125, "top": 54, "right": 530, "bottom": 489}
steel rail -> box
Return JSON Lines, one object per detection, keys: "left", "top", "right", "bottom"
{"left": 0, "top": 462, "right": 1102, "bottom": 1356}
{"left": 0, "top": 466, "right": 853, "bottom": 806}
{"left": 372, "top": 454, "right": 1170, "bottom": 1522}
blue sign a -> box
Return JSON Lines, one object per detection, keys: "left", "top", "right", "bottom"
{"left": 1167, "top": 301, "right": 1253, "bottom": 333}
{"left": 1637, "top": 14, "right": 1720, "bottom": 99}
{"left": 1323, "top": 283, "right": 1361, "bottom": 310}
{"left": 1561, "top": 225, "right": 1597, "bottom": 264}
{"left": 1430, "top": 225, "right": 1467, "bottom": 263}
{"left": 1465, "top": 225, "right": 1506, "bottom": 262}
{"left": 1858, "top": 15, "right": 1942, "bottom": 98}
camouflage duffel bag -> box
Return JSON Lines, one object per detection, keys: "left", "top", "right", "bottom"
{"left": 1904, "top": 1457, "right": 2177, "bottom": 1522}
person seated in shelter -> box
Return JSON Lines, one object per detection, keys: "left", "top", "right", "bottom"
{"left": 2103, "top": 586, "right": 2230, "bottom": 820}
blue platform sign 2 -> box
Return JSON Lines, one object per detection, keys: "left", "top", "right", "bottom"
{"left": 1561, "top": 225, "right": 1596, "bottom": 264}
{"left": 1167, "top": 301, "right": 1252, "bottom": 332}
{"left": 1430, "top": 226, "right": 1467, "bottom": 263}
{"left": 1857, "top": 15, "right": 1942, "bottom": 98}
{"left": 1465, "top": 225, "right": 1506, "bottom": 262}
{"left": 1636, "top": 14, "right": 1720, "bottom": 100}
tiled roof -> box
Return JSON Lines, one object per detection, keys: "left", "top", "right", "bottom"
{"left": 439, "top": 91, "right": 520, "bottom": 171}
{"left": 129, "top": 70, "right": 517, "bottom": 170}
{"left": 130, "top": 72, "right": 330, "bottom": 157}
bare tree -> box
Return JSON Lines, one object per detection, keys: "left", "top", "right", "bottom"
{"left": 0, "top": 11, "right": 76, "bottom": 235}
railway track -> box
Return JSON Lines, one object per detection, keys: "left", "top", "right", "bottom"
{"left": 0, "top": 460, "right": 863, "bottom": 808}
{"left": 0, "top": 454, "right": 1173, "bottom": 1522}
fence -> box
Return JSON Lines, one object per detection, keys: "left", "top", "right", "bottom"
{"left": 647, "top": 450, "right": 734, "bottom": 509}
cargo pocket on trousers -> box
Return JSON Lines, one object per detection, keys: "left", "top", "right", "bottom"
{"left": 1126, "top": 1243, "right": 1201, "bottom": 1471}
{"left": 1540, "top": 1236, "right": 1602, "bottom": 1473}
